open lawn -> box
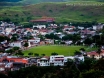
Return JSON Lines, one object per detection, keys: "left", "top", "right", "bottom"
{"left": 23, "top": 45, "right": 97, "bottom": 56}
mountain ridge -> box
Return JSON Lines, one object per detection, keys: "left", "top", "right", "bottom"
{"left": 0, "top": 2, "right": 104, "bottom": 23}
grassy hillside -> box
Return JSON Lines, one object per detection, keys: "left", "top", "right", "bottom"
{"left": 20, "top": 0, "right": 104, "bottom": 4}
{"left": 0, "top": 2, "right": 104, "bottom": 23}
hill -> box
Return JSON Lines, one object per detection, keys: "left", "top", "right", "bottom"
{"left": 0, "top": 0, "right": 22, "bottom": 2}
{"left": 20, "top": 0, "right": 104, "bottom": 4}
{"left": 0, "top": 0, "right": 104, "bottom": 5}
{"left": 0, "top": 2, "right": 104, "bottom": 23}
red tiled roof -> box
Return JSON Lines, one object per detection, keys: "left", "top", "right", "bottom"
{"left": 87, "top": 51, "right": 98, "bottom": 56}
{"left": 39, "top": 29, "right": 48, "bottom": 32}
{"left": 87, "top": 50, "right": 104, "bottom": 56}
{"left": 30, "top": 17, "right": 55, "bottom": 22}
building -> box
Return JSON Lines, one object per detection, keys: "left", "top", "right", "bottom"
{"left": 33, "top": 25, "right": 46, "bottom": 29}
{"left": 6, "top": 56, "right": 29, "bottom": 64}
{"left": 9, "top": 41, "right": 23, "bottom": 48}
{"left": 0, "top": 63, "right": 5, "bottom": 72}
{"left": 37, "top": 58, "right": 50, "bottom": 66}
{"left": 30, "top": 16, "right": 55, "bottom": 23}
{"left": 50, "top": 55, "right": 64, "bottom": 66}
{"left": 64, "top": 56, "right": 74, "bottom": 62}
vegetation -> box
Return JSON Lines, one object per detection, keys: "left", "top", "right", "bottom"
{"left": 0, "top": 1, "right": 104, "bottom": 24}
{"left": 1, "top": 58, "right": 104, "bottom": 78}
{"left": 23, "top": 45, "right": 97, "bottom": 56}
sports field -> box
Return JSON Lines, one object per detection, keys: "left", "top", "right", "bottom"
{"left": 23, "top": 45, "right": 97, "bottom": 56}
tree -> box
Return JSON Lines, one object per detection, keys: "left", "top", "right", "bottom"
{"left": 0, "top": 73, "right": 9, "bottom": 78}
{"left": 34, "top": 53, "right": 39, "bottom": 57}
{"left": 80, "top": 69, "right": 104, "bottom": 78}
{"left": 96, "top": 48, "right": 102, "bottom": 57}
{"left": 93, "top": 59, "right": 104, "bottom": 71}
{"left": 12, "top": 47, "right": 20, "bottom": 54}
{"left": 11, "top": 36, "right": 17, "bottom": 42}
{"left": 13, "top": 47, "right": 20, "bottom": 51}
{"left": 74, "top": 50, "right": 82, "bottom": 56}
{"left": 84, "top": 38, "right": 93, "bottom": 45}
{"left": 28, "top": 52, "right": 33, "bottom": 56}
{"left": 51, "top": 52, "right": 58, "bottom": 55}
{"left": 6, "top": 49, "right": 14, "bottom": 54}
{"left": 0, "top": 36, "right": 5, "bottom": 42}
{"left": 41, "top": 54, "right": 45, "bottom": 57}
{"left": 80, "top": 48, "right": 85, "bottom": 52}
{"left": 80, "top": 48, "right": 86, "bottom": 55}
{"left": 16, "top": 51, "right": 24, "bottom": 56}
{"left": 45, "top": 33, "right": 60, "bottom": 40}
{"left": 23, "top": 42, "right": 29, "bottom": 49}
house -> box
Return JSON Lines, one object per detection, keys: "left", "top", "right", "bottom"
{"left": 33, "top": 25, "right": 46, "bottom": 29}
{"left": 0, "top": 63, "right": 5, "bottom": 72}
{"left": 45, "top": 39, "right": 54, "bottom": 44}
{"left": 50, "top": 55, "right": 64, "bottom": 66}
{"left": 87, "top": 51, "right": 104, "bottom": 59}
{"left": 6, "top": 56, "right": 29, "bottom": 64}
{"left": 78, "top": 26, "right": 84, "bottom": 30}
{"left": 0, "top": 22, "right": 8, "bottom": 27}
{"left": 74, "top": 55, "right": 84, "bottom": 61}
{"left": 65, "top": 41, "right": 73, "bottom": 45}
{"left": 39, "top": 29, "right": 48, "bottom": 35}
{"left": 5, "top": 62, "right": 13, "bottom": 69}
{"left": 64, "top": 56, "right": 74, "bottom": 62}
{"left": 34, "top": 38, "right": 41, "bottom": 44}
{"left": 9, "top": 41, "right": 23, "bottom": 48}
{"left": 30, "top": 16, "right": 55, "bottom": 23}
{"left": 48, "top": 24, "right": 58, "bottom": 29}
{"left": 66, "top": 30, "right": 77, "bottom": 34}
{"left": 28, "top": 38, "right": 40, "bottom": 46}
{"left": 0, "top": 53, "right": 7, "bottom": 62}
{"left": 5, "top": 28, "right": 15, "bottom": 35}
{"left": 37, "top": 58, "right": 50, "bottom": 66}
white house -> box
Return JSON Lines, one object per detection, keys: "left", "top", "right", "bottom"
{"left": 37, "top": 58, "right": 50, "bottom": 66}
{"left": 74, "top": 55, "right": 84, "bottom": 61}
{"left": 45, "top": 39, "right": 54, "bottom": 44}
{"left": 64, "top": 56, "right": 74, "bottom": 62}
{"left": 28, "top": 38, "right": 40, "bottom": 46}
{"left": 93, "top": 25, "right": 97, "bottom": 30}
{"left": 50, "top": 55, "right": 64, "bottom": 66}
{"left": 9, "top": 41, "right": 23, "bottom": 48}
{"left": 65, "top": 41, "right": 73, "bottom": 45}
{"left": 33, "top": 25, "right": 46, "bottom": 29}
{"left": 78, "top": 26, "right": 84, "bottom": 30}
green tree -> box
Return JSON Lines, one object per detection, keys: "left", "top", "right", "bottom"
{"left": 51, "top": 52, "right": 58, "bottom": 55}
{"left": 34, "top": 53, "right": 39, "bottom": 57}
{"left": 28, "top": 52, "right": 33, "bottom": 56}
{"left": 6, "top": 49, "right": 14, "bottom": 54}
{"left": 96, "top": 48, "right": 102, "bottom": 57}
{"left": 41, "top": 54, "right": 45, "bottom": 57}
{"left": 23, "top": 42, "right": 29, "bottom": 49}
{"left": 74, "top": 50, "right": 82, "bottom": 55}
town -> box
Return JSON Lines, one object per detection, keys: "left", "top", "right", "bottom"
{"left": 0, "top": 16, "right": 104, "bottom": 74}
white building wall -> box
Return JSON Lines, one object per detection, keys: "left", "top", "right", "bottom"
{"left": 37, "top": 58, "right": 50, "bottom": 66}
{"left": 50, "top": 55, "right": 64, "bottom": 66}
{"left": 64, "top": 56, "right": 74, "bottom": 62}
{"left": 9, "top": 42, "right": 22, "bottom": 48}
{"left": 33, "top": 25, "right": 46, "bottom": 29}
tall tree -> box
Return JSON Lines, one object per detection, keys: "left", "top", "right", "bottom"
{"left": 96, "top": 48, "right": 102, "bottom": 58}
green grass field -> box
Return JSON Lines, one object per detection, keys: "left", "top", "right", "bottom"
{"left": 23, "top": 45, "right": 97, "bottom": 56}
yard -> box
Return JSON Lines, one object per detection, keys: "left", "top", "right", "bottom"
{"left": 23, "top": 45, "right": 97, "bottom": 56}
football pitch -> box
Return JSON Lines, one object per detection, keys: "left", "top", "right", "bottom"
{"left": 23, "top": 45, "right": 97, "bottom": 56}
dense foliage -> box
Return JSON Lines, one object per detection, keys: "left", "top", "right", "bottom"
{"left": 0, "top": 58, "right": 104, "bottom": 78}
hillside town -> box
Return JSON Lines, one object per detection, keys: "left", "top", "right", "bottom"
{"left": 0, "top": 19, "right": 104, "bottom": 74}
